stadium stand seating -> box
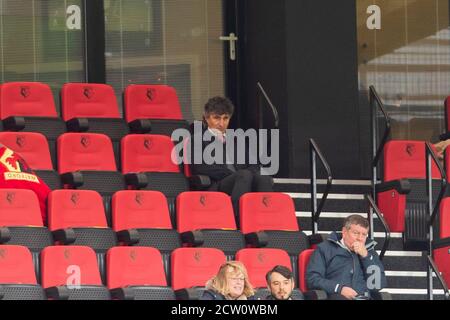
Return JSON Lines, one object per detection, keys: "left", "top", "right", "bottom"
{"left": 171, "top": 247, "right": 226, "bottom": 300}
{"left": 41, "top": 245, "right": 110, "bottom": 300}
{"left": 433, "top": 197, "right": 450, "bottom": 290}
{"left": 0, "top": 82, "right": 66, "bottom": 167}
{"left": 47, "top": 190, "right": 117, "bottom": 282}
{"left": 236, "top": 248, "right": 303, "bottom": 299}
{"left": 61, "top": 83, "right": 129, "bottom": 169}
{"left": 112, "top": 190, "right": 181, "bottom": 284}
{"left": 121, "top": 134, "right": 189, "bottom": 226}
{"left": 57, "top": 132, "right": 126, "bottom": 224}
{"left": 124, "top": 84, "right": 189, "bottom": 137}
{"left": 376, "top": 140, "right": 442, "bottom": 250}
{"left": 107, "top": 246, "right": 175, "bottom": 300}
{"left": 239, "top": 192, "right": 313, "bottom": 282}
{"left": 0, "top": 189, "right": 53, "bottom": 279}
{"left": 176, "top": 191, "right": 245, "bottom": 259}
{"left": 0, "top": 245, "right": 45, "bottom": 300}
{"left": 0, "top": 131, "right": 61, "bottom": 189}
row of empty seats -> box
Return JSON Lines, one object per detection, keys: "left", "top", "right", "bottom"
{"left": 0, "top": 82, "right": 189, "bottom": 170}
{"left": 0, "top": 188, "right": 314, "bottom": 289}
{"left": 0, "top": 244, "right": 314, "bottom": 300}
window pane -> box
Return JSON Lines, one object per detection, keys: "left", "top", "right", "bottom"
{"left": 357, "top": 0, "right": 449, "bottom": 141}
{"left": 0, "top": 0, "right": 85, "bottom": 111}
{"left": 105, "top": 0, "right": 225, "bottom": 120}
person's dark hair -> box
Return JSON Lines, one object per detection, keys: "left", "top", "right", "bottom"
{"left": 204, "top": 96, "right": 235, "bottom": 117}
{"left": 265, "top": 265, "right": 294, "bottom": 283}
{"left": 343, "top": 214, "right": 369, "bottom": 230}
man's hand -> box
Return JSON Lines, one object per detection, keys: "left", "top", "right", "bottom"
{"left": 340, "top": 286, "right": 358, "bottom": 299}
{"left": 352, "top": 241, "right": 368, "bottom": 258}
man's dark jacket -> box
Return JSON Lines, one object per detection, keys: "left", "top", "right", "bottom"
{"left": 306, "top": 231, "right": 387, "bottom": 297}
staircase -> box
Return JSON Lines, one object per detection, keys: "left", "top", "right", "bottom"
{"left": 274, "top": 178, "right": 446, "bottom": 300}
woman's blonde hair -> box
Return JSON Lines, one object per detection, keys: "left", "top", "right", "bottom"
{"left": 208, "top": 261, "right": 255, "bottom": 298}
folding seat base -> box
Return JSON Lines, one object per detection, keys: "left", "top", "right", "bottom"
{"left": 0, "top": 284, "right": 45, "bottom": 300}
{"left": 111, "top": 286, "right": 175, "bottom": 300}
{"left": 181, "top": 230, "right": 245, "bottom": 257}
{"left": 45, "top": 285, "right": 111, "bottom": 300}
{"left": 403, "top": 202, "right": 429, "bottom": 251}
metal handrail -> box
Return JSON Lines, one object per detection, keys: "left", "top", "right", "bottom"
{"left": 370, "top": 85, "right": 391, "bottom": 171}
{"left": 425, "top": 142, "right": 447, "bottom": 228}
{"left": 310, "top": 139, "right": 333, "bottom": 234}
{"left": 425, "top": 142, "right": 447, "bottom": 301}
{"left": 256, "top": 82, "right": 280, "bottom": 129}
{"left": 427, "top": 255, "right": 450, "bottom": 300}
{"left": 365, "top": 195, "right": 390, "bottom": 260}
{"left": 370, "top": 85, "right": 391, "bottom": 237}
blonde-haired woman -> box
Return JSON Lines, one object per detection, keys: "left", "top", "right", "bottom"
{"left": 200, "top": 261, "right": 256, "bottom": 300}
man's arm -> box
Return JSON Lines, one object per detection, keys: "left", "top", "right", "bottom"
{"left": 360, "top": 248, "right": 387, "bottom": 291}
{"left": 306, "top": 247, "right": 343, "bottom": 295}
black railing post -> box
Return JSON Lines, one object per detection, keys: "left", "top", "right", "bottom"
{"left": 309, "top": 139, "right": 332, "bottom": 235}
{"left": 425, "top": 142, "right": 447, "bottom": 300}
{"left": 366, "top": 195, "right": 390, "bottom": 260}
{"left": 370, "top": 86, "right": 391, "bottom": 240}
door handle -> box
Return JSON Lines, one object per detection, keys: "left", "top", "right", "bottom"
{"left": 219, "top": 32, "right": 238, "bottom": 61}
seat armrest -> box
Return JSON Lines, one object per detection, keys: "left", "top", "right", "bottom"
{"left": 66, "top": 118, "right": 89, "bottom": 132}
{"left": 245, "top": 232, "right": 269, "bottom": 247}
{"left": 180, "top": 231, "right": 205, "bottom": 246}
{"left": 3, "top": 116, "right": 25, "bottom": 131}
{"left": 60, "top": 172, "right": 84, "bottom": 188}
{"left": 375, "top": 179, "right": 411, "bottom": 194}
{"left": 116, "top": 229, "right": 140, "bottom": 245}
{"left": 52, "top": 228, "right": 76, "bottom": 245}
{"left": 129, "top": 119, "right": 152, "bottom": 134}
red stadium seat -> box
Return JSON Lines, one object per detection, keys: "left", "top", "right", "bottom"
{"left": 41, "top": 246, "right": 110, "bottom": 300}
{"left": 121, "top": 134, "right": 179, "bottom": 174}
{"left": 107, "top": 247, "right": 175, "bottom": 300}
{"left": 298, "top": 249, "right": 314, "bottom": 293}
{"left": 376, "top": 140, "right": 442, "bottom": 250}
{"left": 176, "top": 191, "right": 244, "bottom": 257}
{"left": 112, "top": 190, "right": 181, "bottom": 284}
{"left": 432, "top": 197, "right": 450, "bottom": 291}
{"left": 239, "top": 192, "right": 311, "bottom": 280}
{"left": 0, "top": 245, "right": 45, "bottom": 299}
{"left": 236, "top": 248, "right": 291, "bottom": 288}
{"left": 61, "top": 83, "right": 120, "bottom": 120}
{"left": 124, "top": 84, "right": 183, "bottom": 122}
{"left": 121, "top": 134, "right": 189, "bottom": 227}
{"left": 171, "top": 247, "right": 226, "bottom": 300}
{"left": 124, "top": 84, "right": 189, "bottom": 137}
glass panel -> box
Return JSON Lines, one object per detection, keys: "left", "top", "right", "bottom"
{"left": 357, "top": 0, "right": 450, "bottom": 142}
{"left": 104, "top": 0, "right": 225, "bottom": 120}
{"left": 0, "top": 0, "right": 85, "bottom": 111}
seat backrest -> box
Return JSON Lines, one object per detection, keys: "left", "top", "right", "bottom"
{"left": 0, "top": 245, "right": 37, "bottom": 284}
{"left": 61, "top": 83, "right": 120, "bottom": 121}
{"left": 0, "top": 189, "right": 43, "bottom": 227}
{"left": 439, "top": 197, "right": 450, "bottom": 239}
{"left": 171, "top": 248, "right": 226, "bottom": 291}
{"left": 40, "top": 245, "right": 103, "bottom": 288}
{"left": 236, "top": 248, "right": 292, "bottom": 288}
{"left": 383, "top": 140, "right": 440, "bottom": 181}
{"left": 124, "top": 84, "right": 183, "bottom": 122}
{"left": 177, "top": 192, "right": 236, "bottom": 233}
{"left": 121, "top": 134, "right": 180, "bottom": 174}
{"left": 48, "top": 190, "right": 108, "bottom": 231}
{"left": 239, "top": 193, "right": 299, "bottom": 234}
{"left": 298, "top": 249, "right": 314, "bottom": 292}
{"left": 112, "top": 190, "right": 172, "bottom": 231}
{"left": 57, "top": 133, "right": 117, "bottom": 174}
{"left": 0, "top": 82, "right": 57, "bottom": 119}
{"left": 107, "top": 246, "right": 167, "bottom": 289}
{"left": 0, "top": 132, "right": 53, "bottom": 170}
